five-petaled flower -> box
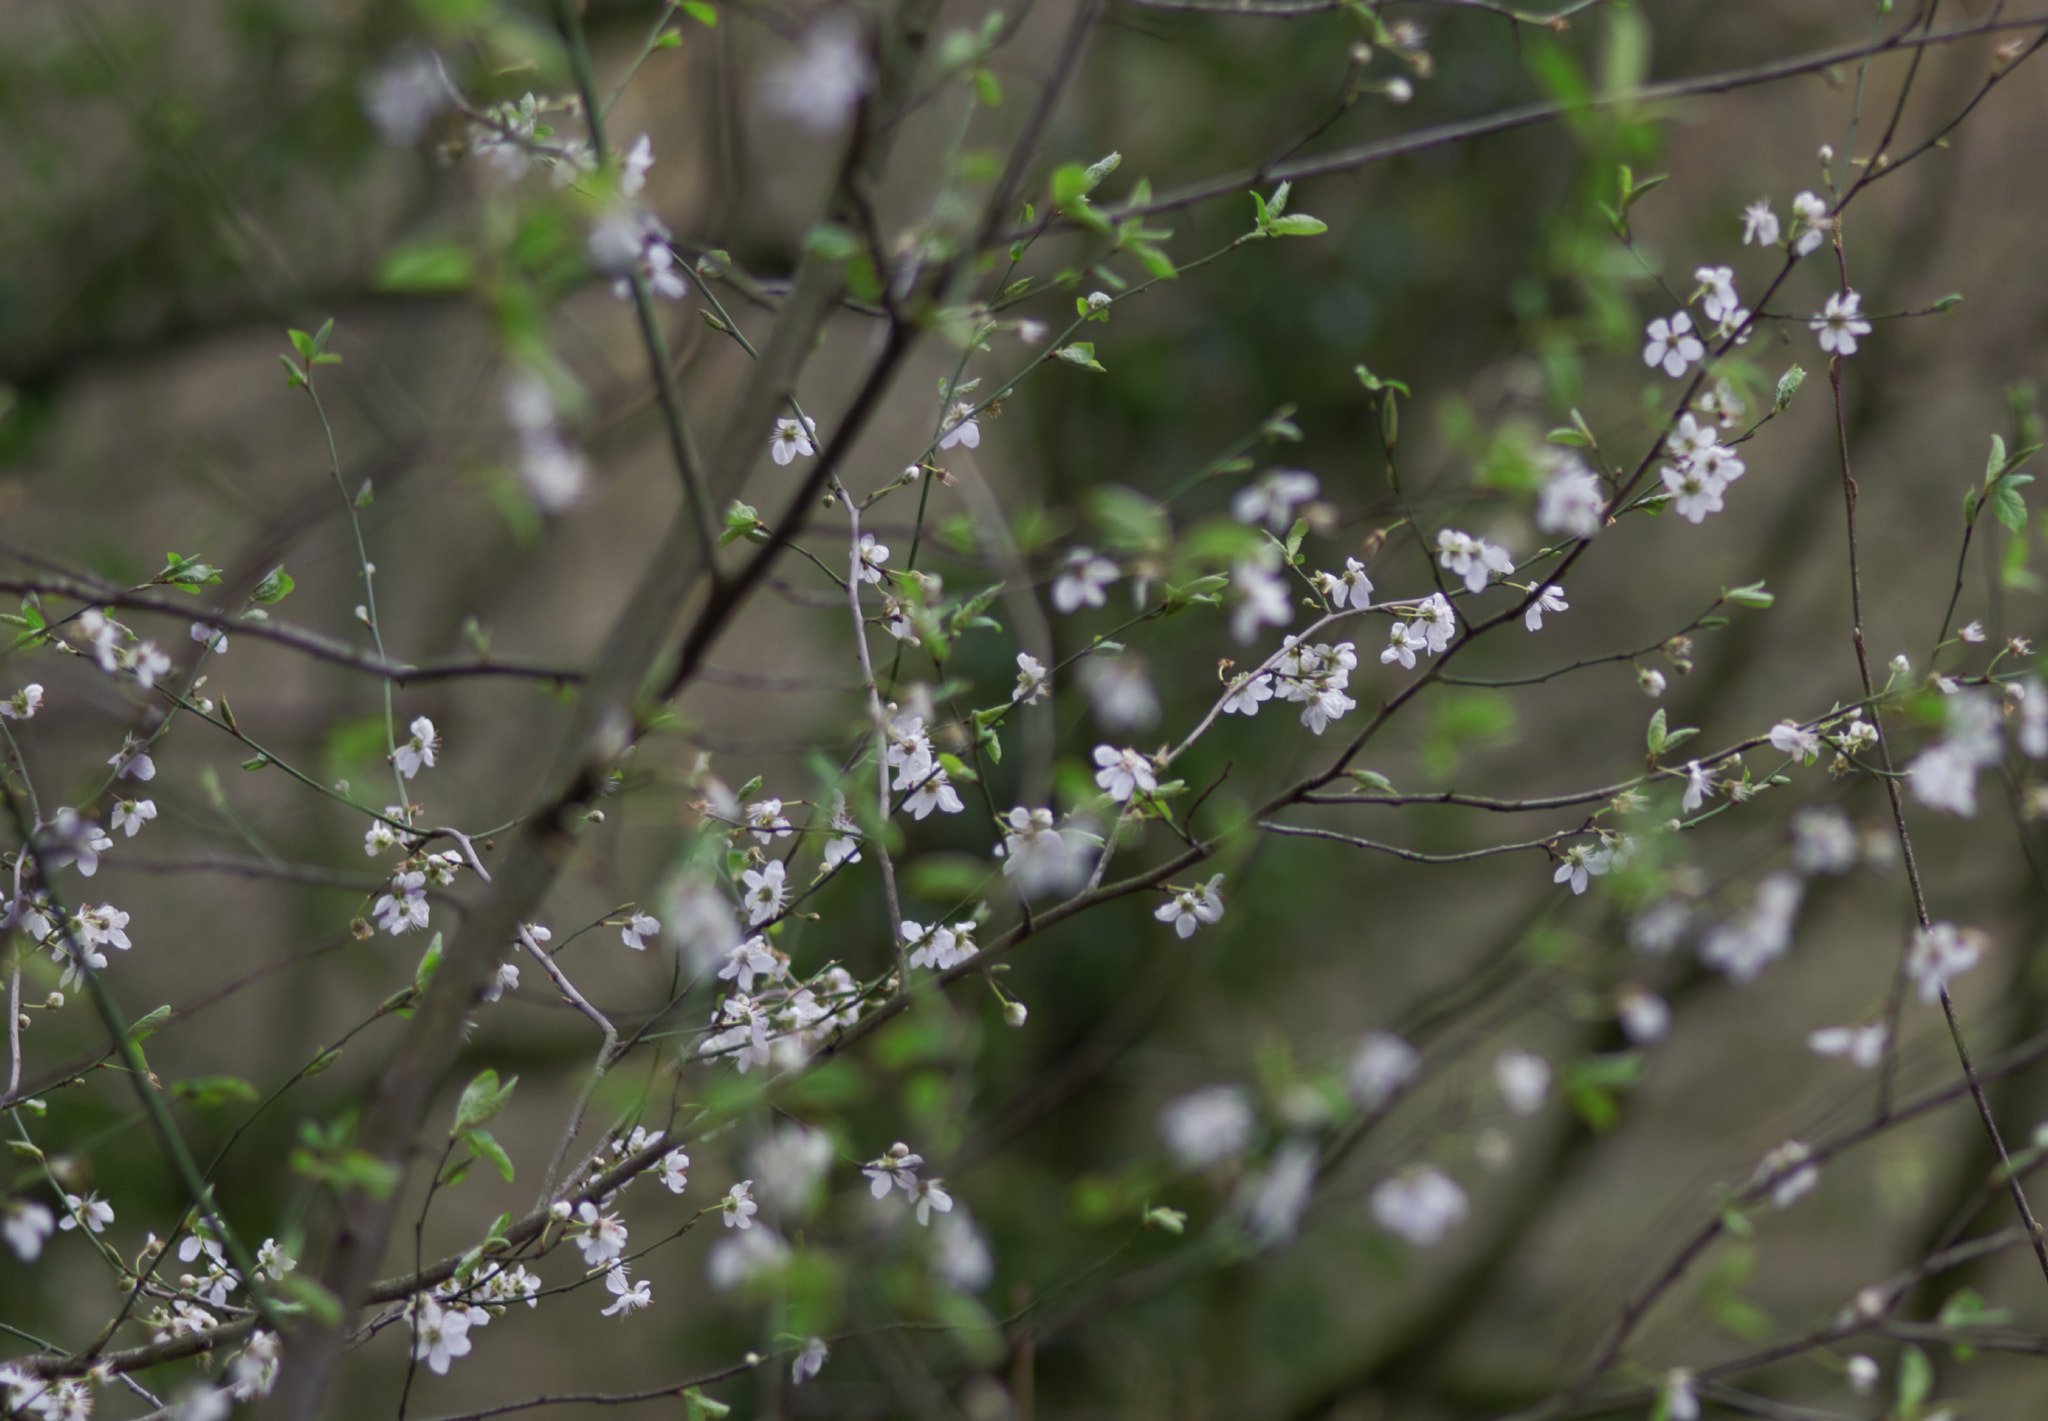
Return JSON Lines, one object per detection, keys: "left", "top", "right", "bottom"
{"left": 1642, "top": 312, "right": 1705, "bottom": 378}
{"left": 1154, "top": 874, "right": 1225, "bottom": 938}
{"left": 1092, "top": 745, "right": 1156, "bottom": 803}
{"left": 1811, "top": 289, "right": 1871, "bottom": 356}
{"left": 770, "top": 415, "right": 817, "bottom": 465}
{"left": 394, "top": 717, "right": 439, "bottom": 779}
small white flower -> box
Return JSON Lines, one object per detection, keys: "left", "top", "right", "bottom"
{"left": 620, "top": 912, "right": 660, "bottom": 951}
{"left": 1757, "top": 1139, "right": 1818, "bottom": 1209}
{"left": 1808, "top": 1024, "right": 1887, "bottom": 1069}
{"left": 600, "top": 1266, "right": 652, "bottom": 1317}
{"left": 1642, "top": 311, "right": 1705, "bottom": 378}
{"left": 111, "top": 799, "right": 157, "bottom": 837}
{"left": 412, "top": 1297, "right": 472, "bottom": 1375}
{"left": 1494, "top": 1049, "right": 1550, "bottom": 1116}
{"left": 717, "top": 935, "right": 780, "bottom": 993}
{"left": 620, "top": 132, "right": 654, "bottom": 196}
{"left": 745, "top": 797, "right": 793, "bottom": 844}
{"left": 1230, "top": 468, "right": 1320, "bottom": 531}
{"left": 1409, "top": 593, "right": 1457, "bottom": 653}
{"left": 573, "top": 1202, "right": 629, "bottom": 1265}
{"left": 1092, "top": 744, "right": 1156, "bottom": 803}
{"left": 1153, "top": 875, "right": 1224, "bottom": 939}
{"left": 59, "top": 1191, "right": 113, "bottom": 1234}
{"left": 1553, "top": 840, "right": 1612, "bottom": 895}
{"left": 1791, "top": 190, "right": 1830, "bottom": 256}
{"left": 1791, "top": 808, "right": 1857, "bottom": 875}
{"left": 1222, "top": 672, "right": 1274, "bottom": 716}
{"left": 913, "top": 1177, "right": 954, "bottom": 1226}
{"left": 1661, "top": 462, "right": 1724, "bottom": 523}
{"left": 1311, "top": 557, "right": 1375, "bottom": 610}
{"left": 393, "top": 716, "right": 439, "bottom": 779}
{"left": 1243, "top": 1138, "right": 1317, "bottom": 1247}
{"left": 1681, "top": 759, "right": 1714, "bottom": 812}
{"left": 658, "top": 1148, "right": 691, "bottom": 1195}
{"left": 1812, "top": 289, "right": 1872, "bottom": 356}
{"left": 862, "top": 1142, "right": 923, "bottom": 1197}
{"left": 1768, "top": 721, "right": 1822, "bottom": 762}
{"left": 740, "top": 861, "right": 788, "bottom": 926}
{"left": 1160, "top": 1085, "right": 1254, "bottom": 1168}
{"left": 722, "top": 1180, "right": 759, "bottom": 1229}
{"left": 904, "top": 767, "right": 965, "bottom": 820}
{"left": 1536, "top": 455, "right": 1605, "bottom": 539}
{"left": 1434, "top": 528, "right": 1515, "bottom": 596}
{"left": 854, "top": 532, "right": 890, "bottom": 586}
{"left": 938, "top": 401, "right": 981, "bottom": 450}
{"left": 760, "top": 15, "right": 873, "bottom": 132}
{"left": 1741, "top": 198, "right": 1780, "bottom": 246}
{"left": 1370, "top": 1166, "right": 1468, "bottom": 1246}
{"left": 1846, "top": 1354, "right": 1880, "bottom": 1395}
{"left": 770, "top": 415, "right": 817, "bottom": 466}
{"left": 1229, "top": 553, "right": 1294, "bottom": 644}
{"left": 3, "top": 1201, "right": 54, "bottom": 1262}
{"left": 1694, "top": 266, "right": 1740, "bottom": 325}
{"left": 1616, "top": 985, "right": 1671, "bottom": 1045}
{"left": 792, "top": 1335, "right": 830, "bottom": 1385}
{"left": 1905, "top": 921, "right": 1983, "bottom": 1003}
{"left": 0, "top": 683, "right": 42, "bottom": 720}
{"left": 482, "top": 961, "right": 520, "bottom": 1002}
{"left": 1051, "top": 546, "right": 1119, "bottom": 613}
{"left": 1523, "top": 584, "right": 1568, "bottom": 632}
{"left": 1958, "top": 620, "right": 1986, "bottom": 643}
{"left": 109, "top": 734, "right": 156, "bottom": 783}
{"left": 1662, "top": 1368, "right": 1701, "bottom": 1421}
{"left": 191, "top": 621, "right": 227, "bottom": 654}
{"left": 1012, "top": 652, "right": 1049, "bottom": 704}
{"left": 1379, "top": 620, "right": 1420, "bottom": 670}
{"left": 1347, "top": 1032, "right": 1420, "bottom": 1110}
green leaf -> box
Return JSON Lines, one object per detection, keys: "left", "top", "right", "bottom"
{"left": 972, "top": 67, "right": 1002, "bottom": 106}
{"left": 1055, "top": 342, "right": 1105, "bottom": 372}
{"left": 1773, "top": 364, "right": 1806, "bottom": 412}
{"left": 1266, "top": 213, "right": 1328, "bottom": 237}
{"left": 414, "top": 932, "right": 445, "bottom": 993}
{"left": 1080, "top": 151, "right": 1122, "bottom": 190}
{"left": 127, "top": 1004, "right": 173, "bottom": 1043}
{"left": 677, "top": 0, "right": 717, "bottom": 24}
{"left": 462, "top": 1127, "right": 516, "bottom": 1182}
{"left": 1932, "top": 292, "right": 1964, "bottom": 312}
{"left": 1354, "top": 363, "right": 1411, "bottom": 397}
{"left": 171, "top": 1075, "right": 259, "bottom": 1107}
{"left": 1723, "top": 581, "right": 1774, "bottom": 609}
{"left": 653, "top": 28, "right": 683, "bottom": 48}
{"left": 1645, "top": 708, "right": 1668, "bottom": 753}
{"left": 452, "top": 1068, "right": 517, "bottom": 1135}
{"left": 1986, "top": 434, "right": 2009, "bottom": 483}
{"left": 684, "top": 1388, "right": 732, "bottom": 1421}
{"left": 1349, "top": 769, "right": 1394, "bottom": 792}
{"left": 1897, "top": 1344, "right": 1932, "bottom": 1415}
{"left": 374, "top": 238, "right": 477, "bottom": 294}
{"left": 252, "top": 566, "right": 296, "bottom": 603}
{"left": 1994, "top": 473, "right": 2031, "bottom": 533}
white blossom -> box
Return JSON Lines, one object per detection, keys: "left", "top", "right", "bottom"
{"left": 1846, "top": 1355, "right": 1880, "bottom": 1395}
{"left": 792, "top": 1336, "right": 830, "bottom": 1385}
{"left": 760, "top": 16, "right": 873, "bottom": 132}
{"left": 1642, "top": 312, "right": 1704, "bottom": 378}
{"left": 1790, "top": 808, "right": 1857, "bottom": 875}
{"left": 1347, "top": 1032, "right": 1420, "bottom": 1110}
{"left": 1222, "top": 672, "right": 1274, "bottom": 716}
{"left": 1052, "top": 546, "right": 1119, "bottom": 613}
{"left": 1159, "top": 1085, "right": 1254, "bottom": 1168}
{"left": 749, "top": 1124, "right": 833, "bottom": 1217}
{"left": 1080, "top": 656, "right": 1161, "bottom": 730}
{"left": 600, "top": 1266, "right": 652, "bottom": 1317}
{"left": 1243, "top": 1138, "right": 1317, "bottom": 1247}
{"left": 706, "top": 1224, "right": 789, "bottom": 1289}
{"left": 1524, "top": 584, "right": 1568, "bottom": 632}
{"left": 721, "top": 1179, "right": 760, "bottom": 1229}
{"left": 1662, "top": 1369, "right": 1700, "bottom": 1421}
{"left": 938, "top": 401, "right": 981, "bottom": 450}
{"left": 1553, "top": 840, "right": 1612, "bottom": 895}
{"left": 1616, "top": 985, "right": 1671, "bottom": 1045}
{"left": 1808, "top": 1024, "right": 1886, "bottom": 1069}
{"left": 1741, "top": 198, "right": 1780, "bottom": 246}
{"left": 1536, "top": 456, "right": 1605, "bottom": 539}
{"left": 1694, "top": 265, "right": 1741, "bottom": 324}
{"left": 1812, "top": 289, "right": 1871, "bottom": 356}
{"left": 411, "top": 1297, "right": 471, "bottom": 1375}
{"left": 1230, "top": 468, "right": 1319, "bottom": 531}
{"left": 1768, "top": 721, "right": 1822, "bottom": 763}
{"left": 1435, "top": 528, "right": 1514, "bottom": 596}
{"left": 1699, "top": 872, "right": 1804, "bottom": 982}
{"left": 191, "top": 621, "right": 227, "bottom": 654}
{"left": 1661, "top": 462, "right": 1724, "bottom": 523}
{"left": 862, "top": 1142, "right": 923, "bottom": 1198}
{"left": 361, "top": 47, "right": 449, "bottom": 146}
{"left": 1756, "top": 1140, "right": 1818, "bottom": 1209}
{"left": 1012, "top": 652, "right": 1049, "bottom": 704}
{"left": 658, "top": 1148, "right": 692, "bottom": 1195}
{"left": 393, "top": 716, "right": 439, "bottom": 779}
{"left": 770, "top": 416, "right": 817, "bottom": 466}
{"left": 1092, "top": 744, "right": 1156, "bottom": 803}
{"left": 904, "top": 767, "right": 965, "bottom": 819}
{"left": 111, "top": 799, "right": 157, "bottom": 837}
{"left": 0, "top": 684, "right": 42, "bottom": 721}
{"left": 3, "top": 1201, "right": 54, "bottom": 1262}
{"left": 574, "top": 1202, "right": 628, "bottom": 1265}
{"left": 1681, "top": 760, "right": 1714, "bottom": 813}
{"left": 931, "top": 1209, "right": 993, "bottom": 1291}
{"left": 1905, "top": 921, "right": 1982, "bottom": 1003}
{"left": 1229, "top": 552, "right": 1294, "bottom": 644}
{"left": 1311, "top": 557, "right": 1375, "bottom": 609}
{"left": 1494, "top": 1049, "right": 1550, "bottom": 1116}
{"left": 109, "top": 734, "right": 156, "bottom": 782}
{"left": 1791, "top": 190, "right": 1830, "bottom": 256}
{"left": 60, "top": 1191, "right": 113, "bottom": 1234}
{"left": 1154, "top": 875, "right": 1224, "bottom": 939}
{"left": 717, "top": 935, "right": 780, "bottom": 993}
{"left": 741, "top": 860, "right": 788, "bottom": 926}
{"left": 1371, "top": 1166, "right": 1468, "bottom": 1246}
{"left": 997, "top": 807, "right": 1097, "bottom": 899}
{"left": 619, "top": 911, "right": 660, "bottom": 951}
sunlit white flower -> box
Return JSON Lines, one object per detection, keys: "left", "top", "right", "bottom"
{"left": 718, "top": 935, "right": 780, "bottom": 993}
{"left": 1409, "top": 593, "right": 1457, "bottom": 653}
{"left": 904, "top": 767, "right": 965, "bottom": 819}
{"left": 1661, "top": 462, "right": 1724, "bottom": 523}
{"left": 619, "top": 911, "right": 660, "bottom": 951}
{"left": 997, "top": 807, "right": 1097, "bottom": 899}
{"left": 109, "top": 734, "right": 156, "bottom": 783}
{"left": 1312, "top": 557, "right": 1375, "bottom": 610}
{"left": 1553, "top": 840, "right": 1612, "bottom": 895}
{"left": 1768, "top": 721, "right": 1822, "bottom": 762}
{"left": 1229, "top": 553, "right": 1293, "bottom": 644}
{"left": 862, "top": 1142, "right": 923, "bottom": 1198}
{"left": 1222, "top": 671, "right": 1274, "bottom": 716}
{"left": 938, "top": 401, "right": 981, "bottom": 451}
{"left": 574, "top": 1201, "right": 628, "bottom": 1265}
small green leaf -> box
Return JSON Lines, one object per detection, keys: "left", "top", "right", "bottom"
{"left": 1932, "top": 292, "right": 1963, "bottom": 312}
{"left": 452, "top": 1068, "right": 517, "bottom": 1135}
{"left": 127, "top": 1004, "right": 173, "bottom": 1043}
{"left": 1055, "top": 342, "right": 1105, "bottom": 372}
{"left": 653, "top": 28, "right": 683, "bottom": 48}
{"left": 1724, "top": 581, "right": 1774, "bottom": 609}
{"left": 462, "top": 1127, "right": 515, "bottom": 1182}
{"left": 1646, "top": 708, "right": 1668, "bottom": 753}
{"left": 1773, "top": 364, "right": 1806, "bottom": 412}
{"left": 1994, "top": 473, "right": 2031, "bottom": 533}
{"left": 1349, "top": 769, "right": 1394, "bottom": 792}
{"left": 1986, "top": 434, "right": 2009, "bottom": 483}
{"left": 1265, "top": 213, "right": 1328, "bottom": 236}
{"left": 1897, "top": 1344, "right": 1932, "bottom": 1414}
{"left": 374, "top": 238, "right": 477, "bottom": 294}
{"left": 677, "top": 0, "right": 717, "bottom": 24}
{"left": 252, "top": 566, "right": 296, "bottom": 603}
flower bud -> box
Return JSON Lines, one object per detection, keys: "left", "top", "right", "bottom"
{"left": 44, "top": 992, "right": 64, "bottom": 1009}
{"left": 1003, "top": 999, "right": 1028, "bottom": 1028}
{"left": 549, "top": 1200, "right": 572, "bottom": 1220}
{"left": 1639, "top": 668, "right": 1667, "bottom": 698}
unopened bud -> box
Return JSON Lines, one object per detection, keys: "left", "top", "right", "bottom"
{"left": 1382, "top": 77, "right": 1413, "bottom": 104}
{"left": 1639, "top": 668, "right": 1667, "bottom": 698}
{"left": 1085, "top": 290, "right": 1111, "bottom": 312}
{"left": 44, "top": 992, "right": 63, "bottom": 1009}
{"left": 550, "top": 1200, "right": 572, "bottom": 1220}
{"left": 1003, "top": 999, "right": 1028, "bottom": 1028}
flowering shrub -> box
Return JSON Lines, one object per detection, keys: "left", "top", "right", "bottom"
{"left": 3, "top": 2, "right": 2048, "bottom": 1419}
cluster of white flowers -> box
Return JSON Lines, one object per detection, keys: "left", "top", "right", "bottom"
{"left": 74, "top": 610, "right": 172, "bottom": 689}
{"left": 1226, "top": 636, "right": 1361, "bottom": 734}
{"left": 1434, "top": 529, "right": 1514, "bottom": 596}
{"left": 903, "top": 918, "right": 978, "bottom": 972}
{"left": 1160, "top": 1085, "right": 1255, "bottom": 1169}
{"left": 1699, "top": 871, "right": 1804, "bottom": 982}
{"left": 1536, "top": 450, "right": 1605, "bottom": 540}
{"left": 1905, "top": 921, "right": 1984, "bottom": 1003}
{"left": 699, "top": 964, "right": 863, "bottom": 1073}
{"left": 1377, "top": 593, "right": 1456, "bottom": 670}
{"left": 1908, "top": 690, "right": 2005, "bottom": 816}
{"left": 996, "top": 807, "right": 1099, "bottom": 898}
{"left": 1658, "top": 413, "right": 1748, "bottom": 524}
